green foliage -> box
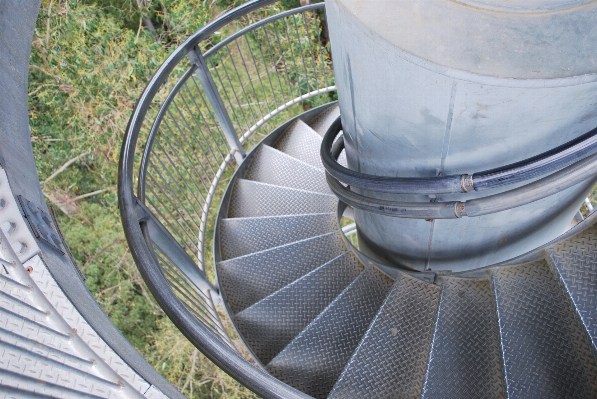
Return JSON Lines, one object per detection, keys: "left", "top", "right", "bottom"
{"left": 29, "top": 0, "right": 333, "bottom": 397}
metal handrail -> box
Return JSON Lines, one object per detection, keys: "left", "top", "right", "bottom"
{"left": 119, "top": 1, "right": 333, "bottom": 397}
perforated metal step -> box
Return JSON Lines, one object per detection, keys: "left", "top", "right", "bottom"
{"left": 266, "top": 266, "right": 393, "bottom": 399}
{"left": 217, "top": 232, "right": 346, "bottom": 315}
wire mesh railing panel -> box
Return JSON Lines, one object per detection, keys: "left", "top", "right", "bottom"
{"left": 121, "top": 3, "right": 336, "bottom": 395}
{"left": 205, "top": 5, "right": 335, "bottom": 145}
{"left": 154, "top": 247, "right": 232, "bottom": 345}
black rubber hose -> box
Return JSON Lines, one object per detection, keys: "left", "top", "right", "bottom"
{"left": 325, "top": 147, "right": 597, "bottom": 219}
{"left": 321, "top": 116, "right": 597, "bottom": 195}
{"left": 321, "top": 117, "right": 464, "bottom": 194}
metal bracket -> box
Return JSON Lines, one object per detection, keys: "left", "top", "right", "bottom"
{"left": 0, "top": 169, "right": 40, "bottom": 262}
{"left": 18, "top": 195, "right": 64, "bottom": 255}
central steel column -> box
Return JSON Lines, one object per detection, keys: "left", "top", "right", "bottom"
{"left": 326, "top": 0, "right": 597, "bottom": 271}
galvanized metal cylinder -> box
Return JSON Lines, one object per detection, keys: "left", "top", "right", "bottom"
{"left": 326, "top": 0, "right": 597, "bottom": 271}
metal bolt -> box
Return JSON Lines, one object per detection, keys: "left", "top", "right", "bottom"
{"left": 25, "top": 266, "right": 33, "bottom": 274}
{"left": 1, "top": 221, "right": 15, "bottom": 235}
{"left": 15, "top": 242, "right": 27, "bottom": 255}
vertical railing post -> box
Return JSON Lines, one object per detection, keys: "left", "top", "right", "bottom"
{"left": 188, "top": 47, "right": 246, "bottom": 164}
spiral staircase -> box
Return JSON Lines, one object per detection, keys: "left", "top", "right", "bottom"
{"left": 3, "top": 0, "right": 597, "bottom": 398}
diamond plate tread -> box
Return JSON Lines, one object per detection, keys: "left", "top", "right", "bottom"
{"left": 0, "top": 340, "right": 120, "bottom": 397}
{"left": 266, "top": 266, "right": 393, "bottom": 399}
{"left": 329, "top": 272, "right": 441, "bottom": 399}
{"left": 422, "top": 277, "right": 506, "bottom": 399}
{"left": 274, "top": 119, "right": 325, "bottom": 170}
{"left": 218, "top": 232, "right": 346, "bottom": 315}
{"left": 228, "top": 179, "right": 337, "bottom": 218}
{"left": 547, "top": 224, "right": 597, "bottom": 350}
{"left": 219, "top": 213, "right": 337, "bottom": 260}
{"left": 492, "top": 260, "right": 597, "bottom": 399}
{"left": 308, "top": 104, "right": 340, "bottom": 137}
{"left": 234, "top": 252, "right": 363, "bottom": 365}
{"left": 0, "top": 369, "right": 107, "bottom": 399}
{"left": 245, "top": 145, "right": 331, "bottom": 194}
{"left": 22, "top": 256, "right": 151, "bottom": 394}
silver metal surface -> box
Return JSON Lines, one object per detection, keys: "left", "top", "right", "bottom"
{"left": 0, "top": 234, "right": 146, "bottom": 398}
{"left": 266, "top": 266, "right": 393, "bottom": 399}
{"left": 188, "top": 50, "right": 245, "bottom": 163}
{"left": 245, "top": 145, "right": 331, "bottom": 194}
{"left": 233, "top": 252, "right": 362, "bottom": 365}
{"left": 0, "top": 170, "right": 39, "bottom": 262}
{"left": 274, "top": 120, "right": 325, "bottom": 170}
{"left": 227, "top": 179, "right": 337, "bottom": 218}
{"left": 308, "top": 104, "right": 340, "bottom": 137}
{"left": 219, "top": 213, "right": 337, "bottom": 260}
{"left": 217, "top": 232, "right": 346, "bottom": 314}
{"left": 492, "top": 261, "right": 597, "bottom": 398}
{"left": 422, "top": 277, "right": 505, "bottom": 399}
{"left": 329, "top": 272, "right": 441, "bottom": 399}
{"left": 547, "top": 224, "right": 597, "bottom": 350}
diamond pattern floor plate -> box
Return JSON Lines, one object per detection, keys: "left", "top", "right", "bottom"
{"left": 245, "top": 145, "right": 331, "bottom": 194}
{"left": 266, "top": 266, "right": 393, "bottom": 399}
{"left": 308, "top": 105, "right": 340, "bottom": 137}
{"left": 422, "top": 277, "right": 506, "bottom": 399}
{"left": 228, "top": 179, "right": 337, "bottom": 218}
{"left": 329, "top": 272, "right": 440, "bottom": 399}
{"left": 217, "top": 232, "right": 346, "bottom": 315}
{"left": 234, "top": 252, "right": 362, "bottom": 365}
{"left": 547, "top": 224, "right": 597, "bottom": 350}
{"left": 493, "top": 261, "right": 597, "bottom": 399}
{"left": 274, "top": 120, "right": 325, "bottom": 170}
{"left": 219, "top": 213, "right": 337, "bottom": 260}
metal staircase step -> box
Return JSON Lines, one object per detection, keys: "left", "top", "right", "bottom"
{"left": 217, "top": 232, "right": 346, "bottom": 315}
{"left": 234, "top": 252, "right": 362, "bottom": 365}
{"left": 492, "top": 260, "right": 597, "bottom": 398}
{"left": 308, "top": 104, "right": 340, "bottom": 137}
{"left": 274, "top": 119, "right": 325, "bottom": 170}
{"left": 219, "top": 213, "right": 337, "bottom": 260}
{"left": 245, "top": 145, "right": 331, "bottom": 194}
{"left": 227, "top": 179, "right": 337, "bottom": 218}
{"left": 329, "top": 272, "right": 441, "bottom": 399}
{"left": 422, "top": 277, "right": 506, "bottom": 399}
{"left": 265, "top": 266, "right": 393, "bottom": 399}
{"left": 547, "top": 224, "right": 597, "bottom": 350}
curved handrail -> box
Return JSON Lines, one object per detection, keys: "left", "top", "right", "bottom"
{"left": 324, "top": 121, "right": 597, "bottom": 219}
{"left": 119, "top": 1, "right": 332, "bottom": 397}
{"left": 322, "top": 116, "right": 597, "bottom": 195}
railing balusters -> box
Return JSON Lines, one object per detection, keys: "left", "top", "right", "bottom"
{"left": 123, "top": 6, "right": 337, "bottom": 393}
{"left": 188, "top": 49, "right": 245, "bottom": 164}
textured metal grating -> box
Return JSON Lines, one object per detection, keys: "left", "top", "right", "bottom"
{"left": 234, "top": 252, "right": 362, "bottom": 365}
{"left": 548, "top": 224, "right": 597, "bottom": 350}
{"left": 217, "top": 232, "right": 346, "bottom": 315}
{"left": 329, "top": 272, "right": 441, "bottom": 399}
{"left": 308, "top": 104, "right": 340, "bottom": 137}
{"left": 227, "top": 179, "right": 337, "bottom": 218}
{"left": 266, "top": 266, "right": 393, "bottom": 399}
{"left": 492, "top": 261, "right": 597, "bottom": 398}
{"left": 219, "top": 213, "right": 337, "bottom": 260}
{"left": 422, "top": 277, "right": 506, "bottom": 399}
{"left": 245, "top": 145, "right": 331, "bottom": 194}
{"left": 274, "top": 120, "right": 325, "bottom": 170}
